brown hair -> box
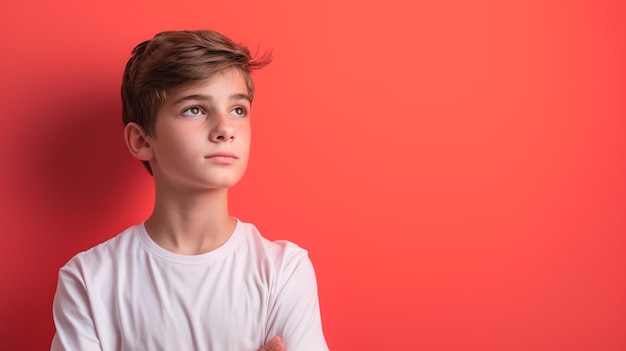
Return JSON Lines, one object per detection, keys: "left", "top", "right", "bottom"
{"left": 121, "top": 29, "right": 271, "bottom": 173}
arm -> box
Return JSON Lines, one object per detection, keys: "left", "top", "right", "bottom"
{"left": 266, "top": 249, "right": 329, "bottom": 351}
{"left": 51, "top": 264, "right": 102, "bottom": 351}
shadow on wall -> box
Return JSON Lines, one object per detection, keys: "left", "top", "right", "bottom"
{"left": 0, "top": 74, "right": 147, "bottom": 349}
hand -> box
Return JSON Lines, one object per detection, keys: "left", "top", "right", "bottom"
{"left": 259, "top": 336, "right": 285, "bottom": 351}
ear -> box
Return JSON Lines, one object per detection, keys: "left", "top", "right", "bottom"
{"left": 124, "top": 122, "right": 153, "bottom": 161}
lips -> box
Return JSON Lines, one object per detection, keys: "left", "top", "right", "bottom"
{"left": 205, "top": 152, "right": 239, "bottom": 164}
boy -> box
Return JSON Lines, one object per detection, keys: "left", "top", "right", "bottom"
{"left": 51, "top": 30, "right": 329, "bottom": 351}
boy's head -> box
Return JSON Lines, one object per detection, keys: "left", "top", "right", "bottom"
{"left": 121, "top": 30, "right": 271, "bottom": 174}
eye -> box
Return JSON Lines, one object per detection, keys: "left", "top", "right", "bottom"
{"left": 182, "top": 106, "right": 204, "bottom": 116}
{"left": 230, "top": 106, "right": 248, "bottom": 117}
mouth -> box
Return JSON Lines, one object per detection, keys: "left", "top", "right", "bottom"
{"left": 205, "top": 152, "right": 239, "bottom": 164}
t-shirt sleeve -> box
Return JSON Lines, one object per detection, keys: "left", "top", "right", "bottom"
{"left": 51, "top": 261, "right": 102, "bottom": 351}
{"left": 266, "top": 248, "right": 330, "bottom": 351}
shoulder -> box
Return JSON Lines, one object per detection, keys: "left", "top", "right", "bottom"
{"left": 237, "top": 221, "right": 318, "bottom": 290}
{"left": 243, "top": 222, "right": 329, "bottom": 350}
{"left": 238, "top": 220, "right": 310, "bottom": 266}
{"left": 58, "top": 224, "right": 143, "bottom": 278}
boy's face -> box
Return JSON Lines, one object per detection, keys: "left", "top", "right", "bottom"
{"left": 146, "top": 68, "right": 252, "bottom": 192}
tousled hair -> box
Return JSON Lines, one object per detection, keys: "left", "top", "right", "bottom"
{"left": 121, "top": 30, "right": 271, "bottom": 173}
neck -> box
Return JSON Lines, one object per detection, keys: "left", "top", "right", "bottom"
{"left": 145, "top": 184, "right": 236, "bottom": 255}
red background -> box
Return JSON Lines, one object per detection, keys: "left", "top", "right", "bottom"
{"left": 1, "top": 0, "right": 625, "bottom": 350}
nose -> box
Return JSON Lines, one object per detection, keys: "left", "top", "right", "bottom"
{"left": 209, "top": 113, "right": 235, "bottom": 142}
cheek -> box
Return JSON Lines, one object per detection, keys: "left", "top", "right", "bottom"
{"left": 238, "top": 124, "right": 251, "bottom": 145}
{"left": 156, "top": 130, "right": 202, "bottom": 158}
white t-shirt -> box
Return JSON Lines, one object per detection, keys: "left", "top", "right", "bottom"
{"left": 51, "top": 219, "right": 329, "bottom": 351}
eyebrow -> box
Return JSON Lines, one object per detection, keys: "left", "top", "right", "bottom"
{"left": 173, "top": 93, "right": 251, "bottom": 105}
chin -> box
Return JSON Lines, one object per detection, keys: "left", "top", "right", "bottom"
{"left": 204, "top": 176, "right": 244, "bottom": 190}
